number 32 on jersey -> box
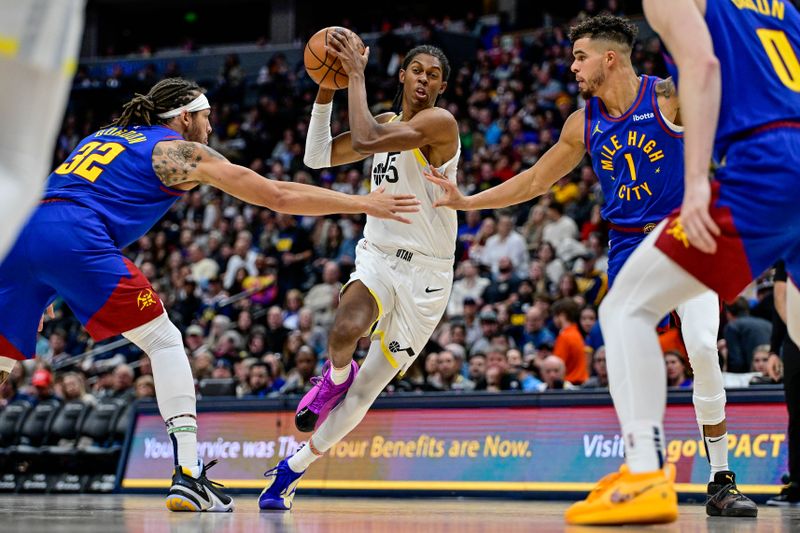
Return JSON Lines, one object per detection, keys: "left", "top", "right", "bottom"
{"left": 54, "top": 141, "right": 126, "bottom": 183}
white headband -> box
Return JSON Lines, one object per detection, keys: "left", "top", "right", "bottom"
{"left": 157, "top": 94, "right": 210, "bottom": 119}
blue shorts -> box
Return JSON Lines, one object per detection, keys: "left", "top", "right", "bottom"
{"left": 0, "top": 201, "right": 163, "bottom": 360}
{"left": 656, "top": 126, "right": 800, "bottom": 300}
{"left": 607, "top": 230, "right": 647, "bottom": 287}
{"left": 607, "top": 229, "right": 670, "bottom": 329}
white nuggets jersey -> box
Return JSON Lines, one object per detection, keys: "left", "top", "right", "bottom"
{"left": 364, "top": 119, "right": 460, "bottom": 260}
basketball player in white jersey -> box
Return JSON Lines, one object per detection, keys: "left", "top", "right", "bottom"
{"left": 0, "top": 0, "right": 85, "bottom": 261}
{"left": 259, "top": 35, "right": 460, "bottom": 510}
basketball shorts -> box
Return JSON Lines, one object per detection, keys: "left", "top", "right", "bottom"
{"left": 608, "top": 230, "right": 680, "bottom": 330}
{"left": 655, "top": 126, "right": 800, "bottom": 301}
{"left": 607, "top": 230, "right": 649, "bottom": 287}
{"left": 344, "top": 239, "right": 453, "bottom": 373}
{"left": 0, "top": 201, "right": 163, "bottom": 360}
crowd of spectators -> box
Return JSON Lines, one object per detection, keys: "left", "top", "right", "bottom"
{"left": 0, "top": 1, "right": 784, "bottom": 410}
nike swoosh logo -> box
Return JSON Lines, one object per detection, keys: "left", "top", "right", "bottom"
{"left": 708, "top": 436, "right": 726, "bottom": 443}
{"left": 609, "top": 481, "right": 665, "bottom": 503}
{"left": 425, "top": 287, "right": 443, "bottom": 293}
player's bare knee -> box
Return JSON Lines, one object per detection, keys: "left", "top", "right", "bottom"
{"left": 329, "top": 313, "right": 372, "bottom": 352}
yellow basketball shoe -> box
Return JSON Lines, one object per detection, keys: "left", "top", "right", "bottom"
{"left": 565, "top": 464, "right": 678, "bottom": 525}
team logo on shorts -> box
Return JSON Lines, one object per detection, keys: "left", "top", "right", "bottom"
{"left": 388, "top": 340, "right": 415, "bottom": 357}
{"left": 665, "top": 217, "right": 690, "bottom": 248}
{"left": 137, "top": 289, "right": 157, "bottom": 311}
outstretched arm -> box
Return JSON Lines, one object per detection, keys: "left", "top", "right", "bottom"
{"left": 644, "top": 0, "right": 721, "bottom": 253}
{"left": 152, "top": 140, "right": 419, "bottom": 222}
{"left": 425, "top": 109, "right": 587, "bottom": 210}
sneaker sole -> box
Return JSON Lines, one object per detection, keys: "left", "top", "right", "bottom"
{"left": 166, "top": 493, "right": 234, "bottom": 513}
{"left": 706, "top": 505, "right": 758, "bottom": 517}
{"left": 166, "top": 494, "right": 202, "bottom": 512}
{"left": 259, "top": 498, "right": 292, "bottom": 511}
{"left": 566, "top": 484, "right": 678, "bottom": 525}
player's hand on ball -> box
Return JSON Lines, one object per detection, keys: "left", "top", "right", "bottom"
{"left": 681, "top": 178, "right": 720, "bottom": 254}
{"left": 364, "top": 186, "right": 420, "bottom": 224}
{"left": 326, "top": 29, "right": 369, "bottom": 75}
{"left": 424, "top": 166, "right": 467, "bottom": 210}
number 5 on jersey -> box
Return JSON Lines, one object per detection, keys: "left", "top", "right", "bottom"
{"left": 54, "top": 141, "right": 126, "bottom": 183}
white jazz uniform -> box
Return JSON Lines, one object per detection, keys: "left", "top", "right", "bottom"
{"left": 0, "top": 0, "right": 85, "bottom": 261}
{"left": 345, "top": 116, "right": 459, "bottom": 372}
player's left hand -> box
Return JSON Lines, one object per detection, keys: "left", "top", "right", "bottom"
{"left": 38, "top": 304, "right": 55, "bottom": 332}
{"left": 681, "top": 178, "right": 720, "bottom": 254}
{"left": 326, "top": 29, "right": 369, "bottom": 75}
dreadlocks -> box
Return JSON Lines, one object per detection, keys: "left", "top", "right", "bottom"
{"left": 111, "top": 78, "right": 203, "bottom": 128}
{"left": 391, "top": 45, "right": 451, "bottom": 114}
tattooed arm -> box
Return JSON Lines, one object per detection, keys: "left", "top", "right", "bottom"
{"left": 655, "top": 77, "right": 681, "bottom": 126}
{"left": 151, "top": 140, "right": 420, "bottom": 221}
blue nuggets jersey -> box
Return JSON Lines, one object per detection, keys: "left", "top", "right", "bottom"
{"left": 665, "top": 0, "right": 800, "bottom": 161}
{"left": 585, "top": 75, "right": 684, "bottom": 226}
{"left": 44, "top": 125, "right": 185, "bottom": 248}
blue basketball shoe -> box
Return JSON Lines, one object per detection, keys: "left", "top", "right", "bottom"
{"left": 259, "top": 456, "right": 305, "bottom": 511}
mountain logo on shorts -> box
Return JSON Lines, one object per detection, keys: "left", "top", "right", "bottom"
{"left": 388, "top": 340, "right": 415, "bottom": 357}
{"left": 137, "top": 289, "right": 157, "bottom": 311}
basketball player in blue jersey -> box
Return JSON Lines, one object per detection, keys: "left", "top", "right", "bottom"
{"left": 0, "top": 77, "right": 420, "bottom": 512}
{"left": 560, "top": 0, "right": 800, "bottom": 525}
{"left": 425, "top": 13, "right": 754, "bottom": 523}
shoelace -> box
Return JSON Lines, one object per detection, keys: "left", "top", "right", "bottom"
{"left": 200, "top": 459, "right": 226, "bottom": 489}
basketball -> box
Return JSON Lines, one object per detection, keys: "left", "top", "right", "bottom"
{"left": 304, "top": 26, "right": 365, "bottom": 90}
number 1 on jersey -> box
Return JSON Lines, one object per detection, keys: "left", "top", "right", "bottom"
{"left": 54, "top": 141, "right": 126, "bottom": 183}
{"left": 624, "top": 152, "right": 637, "bottom": 181}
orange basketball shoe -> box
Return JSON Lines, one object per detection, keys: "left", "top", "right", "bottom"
{"left": 565, "top": 464, "right": 678, "bottom": 525}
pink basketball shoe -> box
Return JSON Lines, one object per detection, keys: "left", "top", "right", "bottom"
{"left": 294, "top": 360, "right": 358, "bottom": 432}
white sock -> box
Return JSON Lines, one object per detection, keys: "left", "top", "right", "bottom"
{"left": 123, "top": 312, "right": 199, "bottom": 477}
{"left": 167, "top": 415, "right": 201, "bottom": 477}
{"left": 0, "top": 356, "right": 15, "bottom": 374}
{"left": 623, "top": 420, "right": 666, "bottom": 473}
{"left": 288, "top": 440, "right": 322, "bottom": 473}
{"left": 705, "top": 433, "right": 729, "bottom": 481}
{"left": 330, "top": 362, "right": 352, "bottom": 385}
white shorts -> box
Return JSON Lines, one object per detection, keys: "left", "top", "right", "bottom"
{"left": 344, "top": 239, "right": 453, "bottom": 373}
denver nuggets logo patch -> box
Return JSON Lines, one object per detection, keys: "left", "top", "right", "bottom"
{"left": 665, "top": 218, "right": 690, "bottom": 248}
{"left": 137, "top": 289, "right": 157, "bottom": 311}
